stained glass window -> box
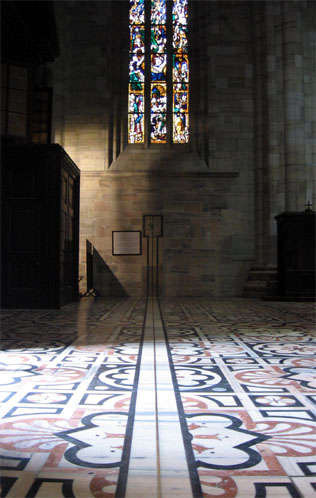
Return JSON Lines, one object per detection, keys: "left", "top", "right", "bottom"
{"left": 172, "top": 0, "right": 189, "bottom": 143}
{"left": 128, "top": 0, "right": 189, "bottom": 145}
{"left": 150, "top": 0, "right": 167, "bottom": 143}
{"left": 128, "top": 0, "right": 145, "bottom": 143}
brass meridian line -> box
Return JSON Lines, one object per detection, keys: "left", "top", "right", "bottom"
{"left": 152, "top": 296, "right": 162, "bottom": 497}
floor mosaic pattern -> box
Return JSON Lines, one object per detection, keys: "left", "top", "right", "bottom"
{"left": 0, "top": 297, "right": 315, "bottom": 497}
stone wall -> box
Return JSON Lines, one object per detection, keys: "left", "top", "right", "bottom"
{"left": 191, "top": 1, "right": 254, "bottom": 173}
{"left": 251, "top": 0, "right": 316, "bottom": 265}
{"left": 51, "top": 1, "right": 126, "bottom": 171}
{"left": 50, "top": 0, "right": 315, "bottom": 296}
{"left": 79, "top": 166, "right": 252, "bottom": 297}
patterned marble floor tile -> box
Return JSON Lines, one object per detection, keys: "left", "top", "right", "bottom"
{"left": 159, "top": 297, "right": 316, "bottom": 498}
{"left": 198, "top": 473, "right": 306, "bottom": 498}
{"left": 0, "top": 297, "right": 315, "bottom": 497}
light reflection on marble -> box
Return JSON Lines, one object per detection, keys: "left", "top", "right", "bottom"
{"left": 0, "top": 297, "right": 315, "bottom": 497}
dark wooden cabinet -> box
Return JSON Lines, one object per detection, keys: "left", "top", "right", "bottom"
{"left": 275, "top": 211, "right": 315, "bottom": 300}
{"left": 1, "top": 144, "right": 80, "bottom": 308}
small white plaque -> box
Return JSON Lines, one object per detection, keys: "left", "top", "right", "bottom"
{"left": 112, "top": 231, "right": 141, "bottom": 255}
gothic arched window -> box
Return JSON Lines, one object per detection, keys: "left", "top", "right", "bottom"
{"left": 128, "top": 0, "right": 189, "bottom": 145}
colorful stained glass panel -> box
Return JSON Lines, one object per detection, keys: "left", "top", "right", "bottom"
{"left": 151, "top": 53, "right": 167, "bottom": 81}
{"left": 173, "top": 53, "right": 188, "bottom": 83}
{"left": 129, "top": 90, "right": 144, "bottom": 113}
{"left": 130, "top": 0, "right": 145, "bottom": 24}
{"left": 173, "top": 112, "right": 189, "bottom": 143}
{"left": 151, "top": 83, "right": 167, "bottom": 113}
{"left": 173, "top": 86, "right": 188, "bottom": 113}
{"left": 129, "top": 113, "right": 144, "bottom": 143}
{"left": 172, "top": 0, "right": 187, "bottom": 25}
{"left": 129, "top": 52, "right": 145, "bottom": 86}
{"left": 174, "top": 81, "right": 188, "bottom": 91}
{"left": 151, "top": 0, "right": 166, "bottom": 25}
{"left": 130, "top": 25, "right": 145, "bottom": 53}
{"left": 151, "top": 113, "right": 167, "bottom": 142}
{"left": 151, "top": 26, "right": 167, "bottom": 53}
{"left": 173, "top": 24, "right": 188, "bottom": 52}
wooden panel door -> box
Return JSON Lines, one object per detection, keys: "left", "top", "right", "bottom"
{"left": 2, "top": 165, "right": 46, "bottom": 307}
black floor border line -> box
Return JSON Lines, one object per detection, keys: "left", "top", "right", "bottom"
{"left": 157, "top": 298, "right": 203, "bottom": 498}
{"left": 115, "top": 298, "right": 148, "bottom": 498}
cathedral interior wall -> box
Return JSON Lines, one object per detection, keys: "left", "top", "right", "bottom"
{"left": 49, "top": 0, "right": 315, "bottom": 297}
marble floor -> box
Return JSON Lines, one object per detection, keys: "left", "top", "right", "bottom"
{"left": 0, "top": 297, "right": 315, "bottom": 498}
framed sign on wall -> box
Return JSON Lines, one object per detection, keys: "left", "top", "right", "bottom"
{"left": 112, "top": 231, "right": 142, "bottom": 256}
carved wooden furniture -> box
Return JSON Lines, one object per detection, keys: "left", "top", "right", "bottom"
{"left": 1, "top": 144, "right": 80, "bottom": 308}
{"left": 275, "top": 211, "right": 315, "bottom": 300}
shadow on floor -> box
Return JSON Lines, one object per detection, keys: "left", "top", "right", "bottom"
{"left": 92, "top": 246, "right": 128, "bottom": 297}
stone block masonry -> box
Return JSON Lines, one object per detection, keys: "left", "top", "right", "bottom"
{"left": 78, "top": 169, "right": 252, "bottom": 297}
